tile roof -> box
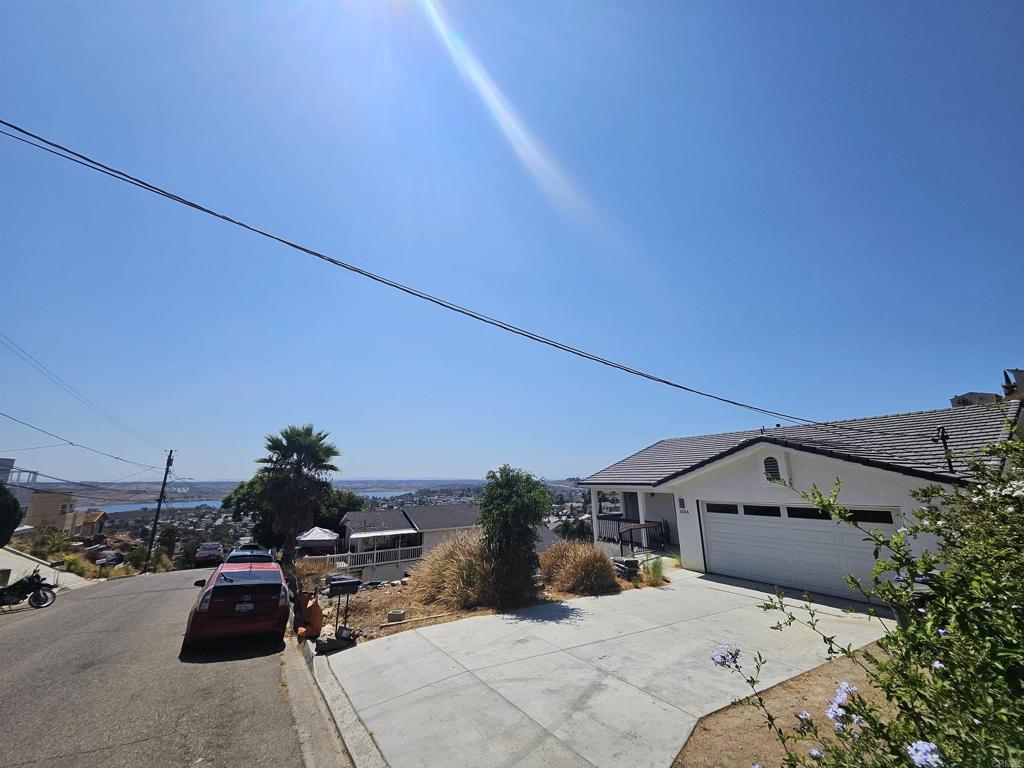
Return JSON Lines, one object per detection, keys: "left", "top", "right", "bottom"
{"left": 581, "top": 401, "right": 1021, "bottom": 487}
{"left": 343, "top": 508, "right": 413, "bottom": 535}
{"left": 403, "top": 503, "right": 480, "bottom": 531}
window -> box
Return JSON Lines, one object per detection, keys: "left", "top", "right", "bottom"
{"left": 677, "top": 497, "right": 686, "bottom": 510}
{"left": 743, "top": 505, "right": 781, "bottom": 517}
{"left": 59, "top": 503, "right": 69, "bottom": 514}
{"left": 850, "top": 509, "right": 894, "bottom": 525}
{"left": 705, "top": 503, "right": 739, "bottom": 514}
{"left": 763, "top": 456, "right": 782, "bottom": 482}
{"left": 786, "top": 506, "right": 831, "bottom": 521}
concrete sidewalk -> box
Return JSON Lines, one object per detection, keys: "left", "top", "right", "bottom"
{"left": 318, "top": 571, "right": 884, "bottom": 768}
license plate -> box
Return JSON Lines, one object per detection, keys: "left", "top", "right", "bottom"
{"left": 234, "top": 602, "right": 254, "bottom": 613}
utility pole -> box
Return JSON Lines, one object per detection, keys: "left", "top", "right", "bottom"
{"left": 143, "top": 449, "right": 174, "bottom": 573}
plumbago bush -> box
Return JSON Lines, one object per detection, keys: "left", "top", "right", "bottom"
{"left": 712, "top": 438, "right": 1024, "bottom": 768}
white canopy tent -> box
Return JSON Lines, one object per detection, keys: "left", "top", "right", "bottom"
{"left": 296, "top": 526, "right": 339, "bottom": 544}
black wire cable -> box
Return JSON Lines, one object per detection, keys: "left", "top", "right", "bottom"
{"left": 0, "top": 332, "right": 160, "bottom": 447}
{"left": 0, "top": 118, "right": 935, "bottom": 442}
{"left": 0, "top": 443, "right": 68, "bottom": 452}
{"left": 0, "top": 411, "right": 165, "bottom": 471}
{"left": 2, "top": 481, "right": 160, "bottom": 504}
{"left": 12, "top": 466, "right": 163, "bottom": 497}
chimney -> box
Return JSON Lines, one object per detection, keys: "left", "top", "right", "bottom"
{"left": 950, "top": 368, "right": 1024, "bottom": 407}
{"left": 949, "top": 392, "right": 1000, "bottom": 407}
{"left": 1003, "top": 369, "right": 1024, "bottom": 402}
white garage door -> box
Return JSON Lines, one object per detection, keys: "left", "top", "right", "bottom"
{"left": 700, "top": 502, "right": 896, "bottom": 600}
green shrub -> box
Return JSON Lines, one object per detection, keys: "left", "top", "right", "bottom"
{"left": 410, "top": 531, "right": 495, "bottom": 610}
{"left": 640, "top": 556, "right": 664, "bottom": 586}
{"left": 124, "top": 546, "right": 149, "bottom": 569}
{"left": 478, "top": 465, "right": 549, "bottom": 609}
{"left": 63, "top": 553, "right": 87, "bottom": 577}
{"left": 28, "top": 527, "right": 72, "bottom": 559}
{"left": 540, "top": 540, "right": 617, "bottom": 595}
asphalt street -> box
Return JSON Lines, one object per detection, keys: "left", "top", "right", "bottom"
{"left": 0, "top": 568, "right": 348, "bottom": 768}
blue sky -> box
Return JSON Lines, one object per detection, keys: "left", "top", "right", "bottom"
{"left": 1, "top": 1, "right": 1021, "bottom": 482}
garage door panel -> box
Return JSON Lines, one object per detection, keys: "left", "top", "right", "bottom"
{"left": 702, "top": 505, "right": 894, "bottom": 601}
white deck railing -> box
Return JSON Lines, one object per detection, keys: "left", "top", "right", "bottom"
{"left": 301, "top": 545, "right": 423, "bottom": 569}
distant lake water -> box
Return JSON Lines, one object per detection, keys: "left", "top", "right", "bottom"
{"left": 98, "top": 499, "right": 223, "bottom": 514}
{"left": 97, "top": 489, "right": 409, "bottom": 513}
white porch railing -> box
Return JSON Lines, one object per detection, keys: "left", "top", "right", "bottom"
{"left": 302, "top": 545, "right": 423, "bottom": 569}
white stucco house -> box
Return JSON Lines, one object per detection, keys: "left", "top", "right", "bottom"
{"left": 581, "top": 400, "right": 1022, "bottom": 602}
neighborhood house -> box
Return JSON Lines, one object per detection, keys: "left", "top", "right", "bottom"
{"left": 304, "top": 503, "right": 482, "bottom": 581}
{"left": 582, "top": 397, "right": 1022, "bottom": 602}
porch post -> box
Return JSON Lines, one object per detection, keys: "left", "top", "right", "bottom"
{"left": 636, "top": 491, "right": 649, "bottom": 547}
{"left": 590, "top": 488, "right": 600, "bottom": 544}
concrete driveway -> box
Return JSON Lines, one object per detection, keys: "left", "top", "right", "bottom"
{"left": 325, "top": 570, "right": 884, "bottom": 768}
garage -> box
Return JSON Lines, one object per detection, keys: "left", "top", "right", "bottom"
{"left": 700, "top": 502, "right": 896, "bottom": 600}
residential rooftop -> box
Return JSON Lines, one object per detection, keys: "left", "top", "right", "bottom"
{"left": 581, "top": 401, "right": 1021, "bottom": 487}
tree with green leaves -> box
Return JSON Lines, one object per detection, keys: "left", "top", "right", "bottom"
{"left": 0, "top": 483, "right": 23, "bottom": 548}
{"left": 317, "top": 487, "right": 365, "bottom": 531}
{"left": 478, "top": 464, "right": 550, "bottom": 609}
{"left": 554, "top": 516, "right": 593, "bottom": 541}
{"left": 174, "top": 530, "right": 203, "bottom": 570}
{"left": 157, "top": 524, "right": 179, "bottom": 558}
{"left": 254, "top": 424, "right": 340, "bottom": 563}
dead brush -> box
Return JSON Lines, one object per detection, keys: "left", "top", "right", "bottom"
{"left": 293, "top": 558, "right": 333, "bottom": 592}
{"left": 408, "top": 531, "right": 495, "bottom": 610}
{"left": 540, "top": 540, "right": 617, "bottom": 595}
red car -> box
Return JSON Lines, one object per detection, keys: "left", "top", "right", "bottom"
{"left": 183, "top": 562, "right": 290, "bottom": 649}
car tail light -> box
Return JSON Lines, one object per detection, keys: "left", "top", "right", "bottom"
{"left": 278, "top": 585, "right": 289, "bottom": 608}
{"left": 197, "top": 590, "right": 213, "bottom": 612}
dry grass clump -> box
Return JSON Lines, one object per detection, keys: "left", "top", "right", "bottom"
{"left": 539, "top": 540, "right": 574, "bottom": 583}
{"left": 540, "top": 540, "right": 617, "bottom": 595}
{"left": 293, "top": 558, "right": 334, "bottom": 592}
{"left": 409, "top": 531, "right": 495, "bottom": 610}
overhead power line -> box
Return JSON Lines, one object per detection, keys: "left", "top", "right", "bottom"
{"left": 12, "top": 466, "right": 165, "bottom": 497}
{"left": 0, "top": 443, "right": 68, "bottom": 452}
{"left": 2, "top": 481, "right": 160, "bottom": 504}
{"left": 0, "top": 118, "right": 933, "bottom": 443}
{"left": 0, "top": 331, "right": 160, "bottom": 447}
{"left": 0, "top": 411, "right": 165, "bottom": 471}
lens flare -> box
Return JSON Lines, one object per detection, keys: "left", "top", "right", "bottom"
{"left": 420, "top": 0, "right": 587, "bottom": 219}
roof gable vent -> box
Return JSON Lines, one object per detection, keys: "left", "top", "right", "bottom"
{"left": 763, "top": 456, "right": 782, "bottom": 482}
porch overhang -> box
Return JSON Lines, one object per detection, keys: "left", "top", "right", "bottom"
{"left": 349, "top": 528, "right": 418, "bottom": 539}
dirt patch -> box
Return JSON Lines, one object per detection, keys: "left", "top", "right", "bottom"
{"left": 318, "top": 577, "right": 644, "bottom": 643}
{"left": 674, "top": 642, "right": 886, "bottom": 768}
{"left": 320, "top": 582, "right": 494, "bottom": 642}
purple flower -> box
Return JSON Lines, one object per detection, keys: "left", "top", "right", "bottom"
{"left": 825, "top": 681, "right": 856, "bottom": 721}
{"left": 906, "top": 740, "right": 944, "bottom": 767}
{"left": 937, "top": 629, "right": 948, "bottom": 637}
{"left": 797, "top": 711, "right": 812, "bottom": 721}
{"left": 809, "top": 748, "right": 823, "bottom": 760}
{"left": 931, "top": 661, "right": 945, "bottom": 671}
{"left": 711, "top": 643, "right": 740, "bottom": 668}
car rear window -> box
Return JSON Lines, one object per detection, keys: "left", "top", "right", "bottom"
{"left": 216, "top": 569, "right": 280, "bottom": 584}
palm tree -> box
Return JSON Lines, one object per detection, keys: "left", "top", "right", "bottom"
{"left": 255, "top": 424, "right": 340, "bottom": 563}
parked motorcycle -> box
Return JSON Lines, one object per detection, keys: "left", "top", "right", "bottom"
{"left": 0, "top": 566, "right": 57, "bottom": 610}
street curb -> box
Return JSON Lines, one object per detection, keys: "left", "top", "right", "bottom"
{"left": 301, "top": 640, "right": 389, "bottom": 768}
